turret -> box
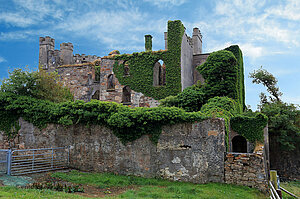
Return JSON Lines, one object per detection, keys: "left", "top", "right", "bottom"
{"left": 164, "top": 32, "right": 168, "bottom": 50}
{"left": 39, "top": 36, "right": 55, "bottom": 69}
{"left": 192, "top": 28, "right": 202, "bottom": 55}
{"left": 60, "top": 42, "right": 74, "bottom": 65}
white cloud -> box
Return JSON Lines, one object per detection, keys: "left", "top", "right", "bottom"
{"left": 143, "top": 0, "right": 187, "bottom": 7}
{"left": 266, "top": 0, "right": 300, "bottom": 21}
{"left": 282, "top": 95, "right": 300, "bottom": 105}
{"left": 0, "top": 31, "right": 36, "bottom": 41}
{"left": 0, "top": 12, "right": 35, "bottom": 27}
{"left": 0, "top": 56, "right": 6, "bottom": 63}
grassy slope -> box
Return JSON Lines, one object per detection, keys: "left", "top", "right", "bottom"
{"left": 280, "top": 181, "right": 300, "bottom": 199}
{"left": 0, "top": 186, "right": 85, "bottom": 199}
{"left": 52, "top": 170, "right": 267, "bottom": 199}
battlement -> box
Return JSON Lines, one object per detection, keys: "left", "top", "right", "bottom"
{"left": 193, "top": 28, "right": 202, "bottom": 42}
{"left": 74, "top": 54, "right": 100, "bottom": 64}
{"left": 60, "top": 42, "right": 74, "bottom": 50}
{"left": 39, "top": 36, "right": 55, "bottom": 46}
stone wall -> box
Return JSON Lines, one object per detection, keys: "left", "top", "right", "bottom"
{"left": 192, "top": 53, "right": 210, "bottom": 85}
{"left": 57, "top": 64, "right": 98, "bottom": 102}
{"left": 225, "top": 152, "right": 268, "bottom": 192}
{"left": 181, "top": 32, "right": 194, "bottom": 90}
{"left": 0, "top": 118, "right": 226, "bottom": 184}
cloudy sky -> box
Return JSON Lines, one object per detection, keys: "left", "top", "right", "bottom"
{"left": 0, "top": 0, "right": 299, "bottom": 109}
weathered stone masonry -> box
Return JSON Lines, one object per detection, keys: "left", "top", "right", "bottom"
{"left": 225, "top": 153, "right": 268, "bottom": 191}
{"left": 0, "top": 118, "right": 268, "bottom": 191}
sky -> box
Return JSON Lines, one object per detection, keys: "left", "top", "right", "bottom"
{"left": 0, "top": 0, "right": 299, "bottom": 109}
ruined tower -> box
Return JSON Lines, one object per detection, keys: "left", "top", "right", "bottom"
{"left": 192, "top": 28, "right": 202, "bottom": 55}
{"left": 39, "top": 36, "right": 55, "bottom": 69}
{"left": 60, "top": 43, "right": 74, "bottom": 65}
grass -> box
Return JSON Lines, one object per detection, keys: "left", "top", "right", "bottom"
{"left": 0, "top": 170, "right": 268, "bottom": 198}
{"left": 280, "top": 181, "right": 300, "bottom": 199}
{"left": 0, "top": 186, "right": 85, "bottom": 199}
{"left": 51, "top": 170, "right": 267, "bottom": 199}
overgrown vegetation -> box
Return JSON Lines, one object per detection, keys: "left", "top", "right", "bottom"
{"left": 0, "top": 92, "right": 209, "bottom": 144}
{"left": 112, "top": 20, "right": 184, "bottom": 100}
{"left": 145, "top": 34, "right": 152, "bottom": 51}
{"left": 0, "top": 67, "right": 73, "bottom": 103}
{"left": 26, "top": 182, "right": 84, "bottom": 193}
{"left": 160, "top": 46, "right": 245, "bottom": 113}
{"left": 49, "top": 170, "right": 267, "bottom": 199}
{"left": 250, "top": 67, "right": 300, "bottom": 150}
{"left": 0, "top": 67, "right": 73, "bottom": 140}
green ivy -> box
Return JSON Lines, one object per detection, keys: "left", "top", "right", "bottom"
{"left": 0, "top": 93, "right": 209, "bottom": 144}
{"left": 225, "top": 45, "right": 245, "bottom": 112}
{"left": 231, "top": 112, "right": 268, "bottom": 143}
{"left": 111, "top": 20, "right": 184, "bottom": 100}
{"left": 145, "top": 35, "right": 152, "bottom": 51}
{"left": 200, "top": 97, "right": 267, "bottom": 144}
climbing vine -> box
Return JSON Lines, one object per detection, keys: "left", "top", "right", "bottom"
{"left": 231, "top": 112, "right": 268, "bottom": 143}
{"left": 0, "top": 93, "right": 209, "bottom": 144}
{"left": 111, "top": 20, "right": 184, "bottom": 100}
{"left": 145, "top": 35, "right": 152, "bottom": 51}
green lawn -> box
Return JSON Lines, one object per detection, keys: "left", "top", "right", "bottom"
{"left": 0, "top": 170, "right": 268, "bottom": 199}
{"left": 0, "top": 186, "right": 85, "bottom": 199}
{"left": 280, "top": 181, "right": 300, "bottom": 199}
{"left": 51, "top": 170, "right": 267, "bottom": 199}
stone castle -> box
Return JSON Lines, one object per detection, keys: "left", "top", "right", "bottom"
{"left": 39, "top": 22, "right": 210, "bottom": 107}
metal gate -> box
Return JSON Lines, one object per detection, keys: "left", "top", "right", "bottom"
{"left": 2, "top": 147, "right": 70, "bottom": 176}
{"left": 0, "top": 149, "right": 9, "bottom": 174}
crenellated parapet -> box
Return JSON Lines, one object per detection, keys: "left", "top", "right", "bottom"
{"left": 39, "top": 37, "right": 100, "bottom": 71}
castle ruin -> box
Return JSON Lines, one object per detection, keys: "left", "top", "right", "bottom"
{"left": 39, "top": 22, "right": 209, "bottom": 107}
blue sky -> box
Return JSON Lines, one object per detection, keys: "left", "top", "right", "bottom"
{"left": 0, "top": 0, "right": 299, "bottom": 109}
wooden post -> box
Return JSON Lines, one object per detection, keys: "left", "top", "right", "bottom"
{"left": 270, "top": 170, "right": 278, "bottom": 189}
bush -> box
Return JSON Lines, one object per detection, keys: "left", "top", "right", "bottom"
{"left": 160, "top": 85, "right": 206, "bottom": 112}
{"left": 0, "top": 67, "right": 73, "bottom": 103}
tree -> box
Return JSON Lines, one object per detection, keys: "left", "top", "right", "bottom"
{"left": 0, "top": 67, "right": 73, "bottom": 103}
{"left": 250, "top": 67, "right": 300, "bottom": 151}
{"left": 249, "top": 67, "right": 282, "bottom": 103}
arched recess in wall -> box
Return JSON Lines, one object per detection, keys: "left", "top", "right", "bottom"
{"left": 92, "top": 90, "right": 100, "bottom": 100}
{"left": 123, "top": 61, "right": 130, "bottom": 76}
{"left": 107, "top": 74, "right": 115, "bottom": 90}
{"left": 153, "top": 59, "right": 166, "bottom": 86}
{"left": 122, "top": 86, "right": 131, "bottom": 104}
{"left": 232, "top": 135, "right": 247, "bottom": 153}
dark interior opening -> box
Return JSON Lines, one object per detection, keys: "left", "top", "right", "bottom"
{"left": 232, "top": 135, "right": 247, "bottom": 153}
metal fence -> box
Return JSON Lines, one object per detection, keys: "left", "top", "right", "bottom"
{"left": 0, "top": 147, "right": 69, "bottom": 176}
{"left": 0, "top": 149, "right": 9, "bottom": 174}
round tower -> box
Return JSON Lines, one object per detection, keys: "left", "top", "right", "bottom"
{"left": 60, "top": 42, "right": 74, "bottom": 65}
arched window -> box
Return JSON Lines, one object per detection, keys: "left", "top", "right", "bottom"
{"left": 122, "top": 86, "right": 131, "bottom": 104}
{"left": 124, "top": 61, "right": 130, "bottom": 76}
{"left": 232, "top": 135, "right": 247, "bottom": 153}
{"left": 153, "top": 59, "right": 166, "bottom": 86}
{"left": 107, "top": 74, "right": 115, "bottom": 90}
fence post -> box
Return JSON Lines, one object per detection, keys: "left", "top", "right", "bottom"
{"left": 51, "top": 148, "right": 54, "bottom": 169}
{"left": 7, "top": 149, "right": 12, "bottom": 175}
{"left": 67, "top": 146, "right": 70, "bottom": 166}
{"left": 270, "top": 170, "right": 278, "bottom": 189}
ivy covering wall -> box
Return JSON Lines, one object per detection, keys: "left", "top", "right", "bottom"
{"left": 0, "top": 93, "right": 210, "bottom": 144}
{"left": 112, "top": 20, "right": 184, "bottom": 100}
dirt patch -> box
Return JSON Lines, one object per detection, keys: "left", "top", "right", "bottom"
{"left": 76, "top": 185, "right": 137, "bottom": 198}
{"left": 26, "top": 170, "right": 138, "bottom": 198}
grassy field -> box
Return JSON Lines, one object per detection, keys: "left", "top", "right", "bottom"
{"left": 280, "top": 181, "right": 300, "bottom": 199}
{"left": 0, "top": 186, "right": 85, "bottom": 199}
{"left": 0, "top": 170, "right": 269, "bottom": 198}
